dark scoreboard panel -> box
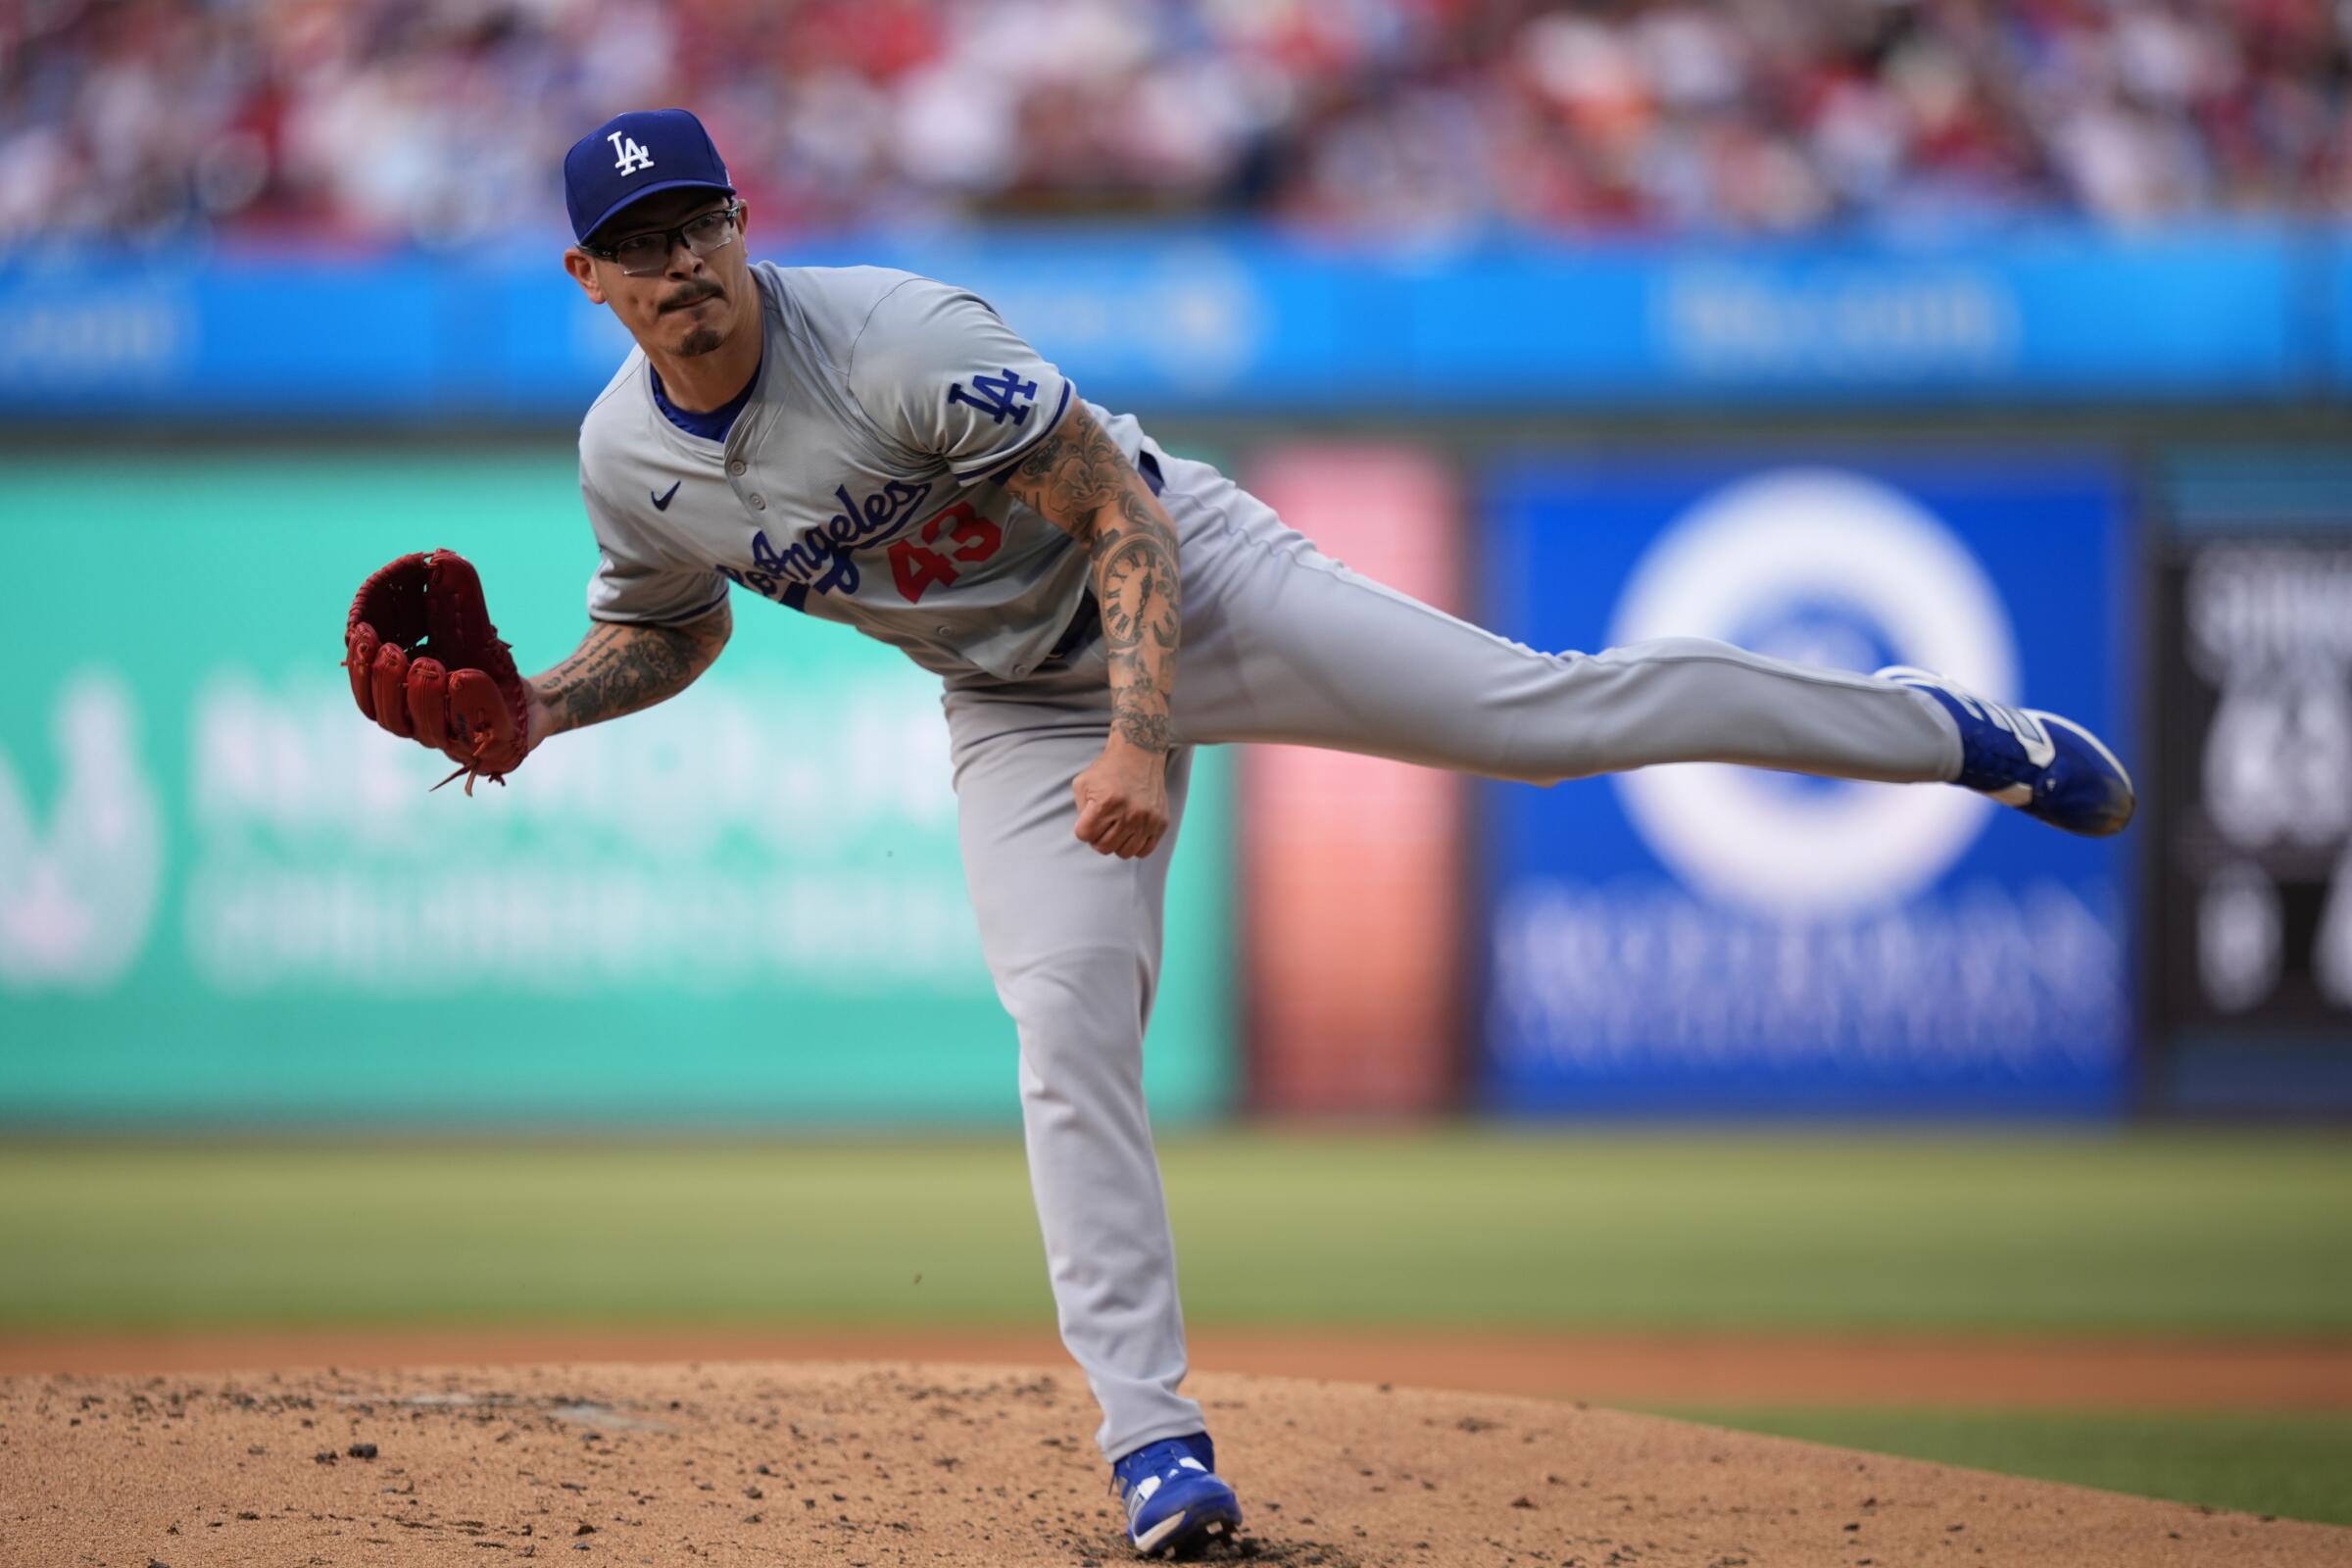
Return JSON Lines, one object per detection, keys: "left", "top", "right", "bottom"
{"left": 2148, "top": 455, "right": 2352, "bottom": 1112}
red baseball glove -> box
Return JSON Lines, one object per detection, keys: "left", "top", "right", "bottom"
{"left": 344, "top": 549, "right": 530, "bottom": 794}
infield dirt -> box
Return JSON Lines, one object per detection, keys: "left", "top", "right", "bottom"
{"left": 5, "top": 1361, "right": 2346, "bottom": 1568}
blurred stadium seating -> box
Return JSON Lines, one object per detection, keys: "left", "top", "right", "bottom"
{"left": 6, "top": 0, "right": 2348, "bottom": 247}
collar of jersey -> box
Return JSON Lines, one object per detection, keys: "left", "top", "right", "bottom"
{"left": 650, "top": 348, "right": 760, "bottom": 443}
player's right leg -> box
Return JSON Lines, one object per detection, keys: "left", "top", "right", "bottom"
{"left": 1155, "top": 453, "right": 2131, "bottom": 834}
{"left": 942, "top": 660, "right": 1242, "bottom": 1557}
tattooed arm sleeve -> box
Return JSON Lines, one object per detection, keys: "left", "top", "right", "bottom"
{"left": 1003, "top": 405, "right": 1181, "bottom": 755}
{"left": 528, "top": 595, "right": 733, "bottom": 739}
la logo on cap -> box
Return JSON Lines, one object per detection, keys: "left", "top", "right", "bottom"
{"left": 608, "top": 130, "right": 655, "bottom": 176}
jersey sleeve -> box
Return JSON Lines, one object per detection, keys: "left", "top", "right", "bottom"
{"left": 581, "top": 470, "right": 729, "bottom": 625}
{"left": 847, "top": 276, "right": 1075, "bottom": 486}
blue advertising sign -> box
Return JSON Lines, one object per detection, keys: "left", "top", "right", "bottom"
{"left": 0, "top": 223, "right": 2319, "bottom": 421}
{"left": 1479, "top": 454, "right": 2133, "bottom": 1117}
{"left": 1409, "top": 224, "right": 2301, "bottom": 404}
{"left": 2328, "top": 227, "right": 2352, "bottom": 391}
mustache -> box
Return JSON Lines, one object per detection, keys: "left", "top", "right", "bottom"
{"left": 660, "top": 280, "right": 724, "bottom": 313}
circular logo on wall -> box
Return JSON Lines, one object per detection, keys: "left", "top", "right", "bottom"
{"left": 1607, "top": 467, "right": 2016, "bottom": 914}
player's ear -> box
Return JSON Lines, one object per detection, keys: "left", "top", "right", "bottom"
{"left": 564, "top": 247, "right": 608, "bottom": 306}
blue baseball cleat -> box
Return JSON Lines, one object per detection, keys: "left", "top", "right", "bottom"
{"left": 1110, "top": 1432, "right": 1243, "bottom": 1558}
{"left": 1877, "top": 665, "right": 2134, "bottom": 838}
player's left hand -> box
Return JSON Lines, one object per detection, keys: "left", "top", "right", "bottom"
{"left": 1072, "top": 737, "right": 1172, "bottom": 859}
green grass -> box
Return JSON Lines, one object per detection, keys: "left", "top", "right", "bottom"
{"left": 0, "top": 1130, "right": 2345, "bottom": 1333}
{"left": 1645, "top": 1407, "right": 2352, "bottom": 1527}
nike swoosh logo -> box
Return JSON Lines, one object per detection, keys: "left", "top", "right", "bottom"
{"left": 652, "top": 481, "right": 681, "bottom": 511}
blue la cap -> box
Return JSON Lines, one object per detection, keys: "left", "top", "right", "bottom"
{"left": 564, "top": 108, "right": 735, "bottom": 245}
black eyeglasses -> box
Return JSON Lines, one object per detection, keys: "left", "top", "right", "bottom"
{"left": 582, "top": 201, "right": 743, "bottom": 276}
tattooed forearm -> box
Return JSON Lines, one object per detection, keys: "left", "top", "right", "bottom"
{"left": 1098, "top": 514, "right": 1181, "bottom": 753}
{"left": 530, "top": 597, "right": 731, "bottom": 737}
{"left": 1005, "top": 405, "right": 1182, "bottom": 755}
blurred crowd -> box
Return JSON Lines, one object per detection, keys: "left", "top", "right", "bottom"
{"left": 5, "top": 0, "right": 2349, "bottom": 248}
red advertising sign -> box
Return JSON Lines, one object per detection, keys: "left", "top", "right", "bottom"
{"left": 1239, "top": 446, "right": 1466, "bottom": 1115}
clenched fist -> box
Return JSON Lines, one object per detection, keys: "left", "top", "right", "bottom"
{"left": 1072, "top": 735, "right": 1173, "bottom": 859}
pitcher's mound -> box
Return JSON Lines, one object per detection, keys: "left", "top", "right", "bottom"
{"left": 3, "top": 1360, "right": 2342, "bottom": 1567}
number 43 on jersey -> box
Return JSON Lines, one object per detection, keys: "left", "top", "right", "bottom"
{"left": 891, "top": 502, "right": 1004, "bottom": 604}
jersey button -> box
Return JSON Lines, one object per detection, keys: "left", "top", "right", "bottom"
{"left": 935, "top": 624, "right": 953, "bottom": 635}
{"left": 728, "top": 460, "right": 747, "bottom": 476}
{"left": 748, "top": 494, "right": 765, "bottom": 510}
{"left": 1011, "top": 663, "right": 1031, "bottom": 676}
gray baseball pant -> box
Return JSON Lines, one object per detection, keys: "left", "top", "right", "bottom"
{"left": 942, "top": 452, "right": 1962, "bottom": 1462}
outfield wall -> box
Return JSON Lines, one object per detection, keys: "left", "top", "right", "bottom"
{"left": 3, "top": 225, "right": 2350, "bottom": 1122}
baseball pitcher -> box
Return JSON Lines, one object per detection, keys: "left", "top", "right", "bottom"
{"left": 343, "top": 109, "right": 2133, "bottom": 1559}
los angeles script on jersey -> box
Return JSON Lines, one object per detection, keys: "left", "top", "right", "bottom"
{"left": 721, "top": 475, "right": 1005, "bottom": 607}
{"left": 730, "top": 476, "right": 934, "bottom": 598}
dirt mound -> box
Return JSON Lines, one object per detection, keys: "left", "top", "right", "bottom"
{"left": 3, "top": 1361, "right": 2342, "bottom": 1567}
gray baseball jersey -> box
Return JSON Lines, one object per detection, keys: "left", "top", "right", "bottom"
{"left": 579, "top": 260, "right": 1152, "bottom": 679}
{"left": 570, "top": 259, "right": 1968, "bottom": 1468}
